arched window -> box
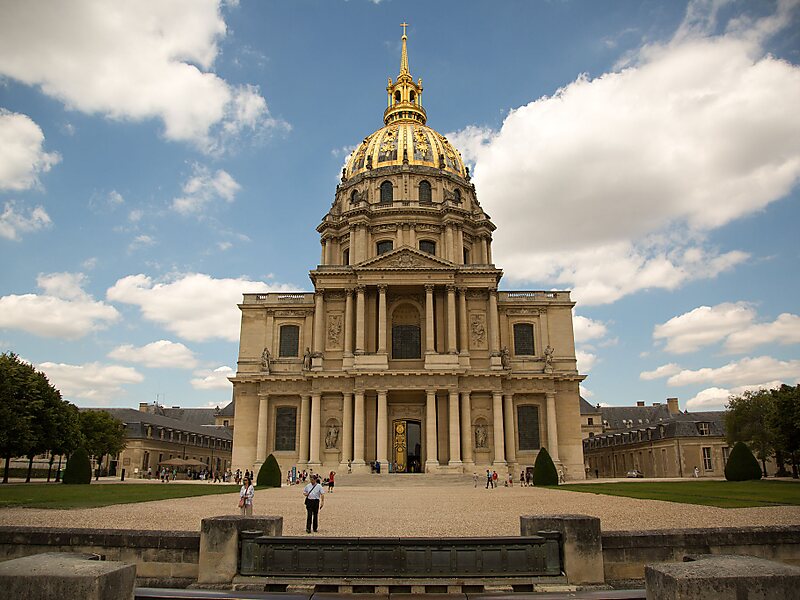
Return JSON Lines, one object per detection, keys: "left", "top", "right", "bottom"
{"left": 394, "top": 90, "right": 401, "bottom": 103}
{"left": 350, "top": 189, "right": 358, "bottom": 205}
{"left": 377, "top": 240, "right": 393, "bottom": 255}
{"left": 380, "top": 181, "right": 393, "bottom": 203}
{"left": 419, "top": 240, "right": 436, "bottom": 255}
{"left": 279, "top": 324, "right": 300, "bottom": 357}
{"left": 513, "top": 323, "right": 535, "bottom": 356}
{"left": 454, "top": 188, "right": 462, "bottom": 203}
{"left": 463, "top": 247, "right": 470, "bottom": 264}
{"left": 342, "top": 248, "right": 350, "bottom": 265}
{"left": 410, "top": 90, "right": 416, "bottom": 103}
{"left": 392, "top": 304, "right": 421, "bottom": 359}
{"left": 418, "top": 180, "right": 432, "bottom": 203}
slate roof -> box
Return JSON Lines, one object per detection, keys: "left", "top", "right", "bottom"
{"left": 583, "top": 409, "right": 727, "bottom": 449}
{"left": 157, "top": 407, "right": 217, "bottom": 426}
{"left": 600, "top": 404, "right": 674, "bottom": 431}
{"left": 217, "top": 401, "right": 235, "bottom": 417}
{"left": 84, "top": 408, "right": 233, "bottom": 440}
{"left": 579, "top": 396, "right": 600, "bottom": 415}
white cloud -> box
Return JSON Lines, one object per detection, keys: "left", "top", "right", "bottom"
{"left": 0, "top": 109, "right": 61, "bottom": 191}
{"left": 654, "top": 302, "right": 756, "bottom": 353}
{"left": 580, "top": 386, "right": 594, "bottom": 399}
{"left": 37, "top": 361, "right": 143, "bottom": 404}
{"left": 576, "top": 349, "right": 598, "bottom": 373}
{"left": 685, "top": 379, "right": 790, "bottom": 411}
{"left": 0, "top": 201, "right": 52, "bottom": 241}
{"left": 109, "top": 340, "right": 198, "bottom": 369}
{"left": 653, "top": 302, "right": 800, "bottom": 354}
{"left": 108, "top": 190, "right": 125, "bottom": 206}
{"left": 640, "top": 363, "right": 682, "bottom": 381}
{"left": 0, "top": 1, "right": 285, "bottom": 151}
{"left": 667, "top": 356, "right": 800, "bottom": 388}
{"left": 573, "top": 315, "right": 609, "bottom": 343}
{"left": 217, "top": 241, "right": 233, "bottom": 251}
{"left": 191, "top": 365, "right": 234, "bottom": 390}
{"left": 128, "top": 209, "right": 143, "bottom": 223}
{"left": 451, "top": 1, "right": 800, "bottom": 305}
{"left": 0, "top": 272, "right": 119, "bottom": 339}
{"left": 128, "top": 234, "right": 156, "bottom": 252}
{"left": 171, "top": 164, "right": 241, "bottom": 214}
{"left": 82, "top": 257, "right": 98, "bottom": 270}
{"left": 106, "top": 272, "right": 293, "bottom": 342}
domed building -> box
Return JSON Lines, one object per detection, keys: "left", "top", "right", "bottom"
{"left": 230, "top": 30, "right": 586, "bottom": 479}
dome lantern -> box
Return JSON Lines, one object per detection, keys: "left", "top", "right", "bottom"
{"left": 384, "top": 24, "right": 426, "bottom": 126}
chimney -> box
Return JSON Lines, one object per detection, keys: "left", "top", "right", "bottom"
{"left": 667, "top": 397, "right": 680, "bottom": 415}
{"left": 139, "top": 402, "right": 151, "bottom": 413}
{"left": 636, "top": 401, "right": 645, "bottom": 407}
{"left": 652, "top": 402, "right": 661, "bottom": 406}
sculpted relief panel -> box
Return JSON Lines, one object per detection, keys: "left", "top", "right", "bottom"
{"left": 469, "top": 312, "right": 488, "bottom": 350}
{"left": 327, "top": 312, "right": 343, "bottom": 350}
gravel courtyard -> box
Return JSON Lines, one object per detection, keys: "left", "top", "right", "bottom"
{"left": 1, "top": 474, "right": 798, "bottom": 536}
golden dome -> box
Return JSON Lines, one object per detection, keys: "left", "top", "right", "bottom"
{"left": 344, "top": 25, "right": 467, "bottom": 181}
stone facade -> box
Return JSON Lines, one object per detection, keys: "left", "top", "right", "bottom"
{"left": 230, "top": 32, "right": 585, "bottom": 480}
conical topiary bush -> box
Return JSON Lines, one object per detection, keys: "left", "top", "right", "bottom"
{"left": 533, "top": 447, "right": 559, "bottom": 486}
{"left": 724, "top": 441, "right": 762, "bottom": 481}
{"left": 257, "top": 453, "right": 282, "bottom": 488}
{"left": 62, "top": 447, "right": 92, "bottom": 484}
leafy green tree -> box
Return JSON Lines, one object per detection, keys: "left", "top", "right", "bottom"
{"left": 769, "top": 384, "right": 800, "bottom": 479}
{"left": 725, "top": 390, "right": 775, "bottom": 477}
{"left": 257, "top": 454, "right": 282, "bottom": 487}
{"left": 533, "top": 447, "right": 559, "bottom": 486}
{"left": 0, "top": 353, "right": 40, "bottom": 483}
{"left": 48, "top": 401, "right": 84, "bottom": 482}
{"left": 62, "top": 446, "right": 92, "bottom": 484}
{"left": 79, "top": 410, "right": 126, "bottom": 477}
{"left": 724, "top": 441, "right": 762, "bottom": 481}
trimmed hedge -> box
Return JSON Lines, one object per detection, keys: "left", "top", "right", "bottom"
{"left": 62, "top": 447, "right": 92, "bottom": 484}
{"left": 533, "top": 447, "right": 559, "bottom": 486}
{"left": 257, "top": 453, "right": 282, "bottom": 488}
{"left": 724, "top": 441, "right": 762, "bottom": 481}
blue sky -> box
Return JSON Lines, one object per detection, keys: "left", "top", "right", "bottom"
{"left": 1, "top": 0, "right": 798, "bottom": 412}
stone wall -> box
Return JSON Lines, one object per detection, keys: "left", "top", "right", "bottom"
{"left": 0, "top": 526, "right": 199, "bottom": 588}
{"left": 602, "top": 525, "right": 800, "bottom": 582}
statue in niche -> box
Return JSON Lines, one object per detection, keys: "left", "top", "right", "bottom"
{"left": 544, "top": 345, "right": 555, "bottom": 370}
{"left": 475, "top": 424, "right": 488, "bottom": 449}
{"left": 325, "top": 424, "right": 340, "bottom": 449}
{"left": 260, "top": 348, "right": 271, "bottom": 373}
{"left": 500, "top": 346, "right": 510, "bottom": 369}
{"left": 303, "top": 348, "right": 312, "bottom": 370}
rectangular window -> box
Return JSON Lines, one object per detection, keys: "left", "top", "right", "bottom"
{"left": 279, "top": 324, "right": 300, "bottom": 357}
{"left": 377, "top": 240, "right": 393, "bottom": 255}
{"left": 513, "top": 323, "right": 535, "bottom": 355}
{"left": 419, "top": 240, "right": 436, "bottom": 255}
{"left": 698, "top": 422, "right": 710, "bottom": 436}
{"left": 392, "top": 325, "right": 421, "bottom": 359}
{"left": 587, "top": 417, "right": 594, "bottom": 425}
{"left": 702, "top": 447, "right": 712, "bottom": 470}
{"left": 275, "top": 407, "right": 297, "bottom": 451}
{"left": 517, "top": 405, "right": 541, "bottom": 451}
{"left": 722, "top": 446, "right": 731, "bottom": 466}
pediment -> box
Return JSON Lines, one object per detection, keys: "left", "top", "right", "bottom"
{"left": 356, "top": 247, "right": 456, "bottom": 270}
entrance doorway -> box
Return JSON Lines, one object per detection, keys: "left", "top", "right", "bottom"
{"left": 392, "top": 419, "right": 422, "bottom": 473}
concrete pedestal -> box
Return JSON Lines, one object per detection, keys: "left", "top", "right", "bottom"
{"left": 198, "top": 515, "right": 282, "bottom": 585}
{"left": 520, "top": 514, "right": 604, "bottom": 584}
{"left": 0, "top": 552, "right": 135, "bottom": 600}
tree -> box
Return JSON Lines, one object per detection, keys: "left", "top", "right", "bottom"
{"left": 257, "top": 454, "right": 282, "bottom": 488}
{"left": 0, "top": 352, "right": 43, "bottom": 483}
{"left": 724, "top": 441, "right": 762, "bottom": 481}
{"left": 79, "top": 410, "right": 126, "bottom": 477}
{"left": 48, "top": 401, "right": 83, "bottom": 482}
{"left": 769, "top": 384, "right": 800, "bottom": 479}
{"left": 62, "top": 447, "right": 92, "bottom": 484}
{"left": 533, "top": 447, "right": 559, "bottom": 486}
{"left": 725, "top": 390, "right": 775, "bottom": 477}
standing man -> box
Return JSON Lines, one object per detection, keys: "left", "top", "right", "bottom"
{"left": 303, "top": 474, "right": 325, "bottom": 533}
{"left": 485, "top": 469, "right": 492, "bottom": 489}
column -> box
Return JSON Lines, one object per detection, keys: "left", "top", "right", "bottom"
{"left": 492, "top": 392, "right": 506, "bottom": 465}
{"left": 480, "top": 236, "right": 488, "bottom": 263}
{"left": 425, "top": 389, "right": 438, "bottom": 469}
{"left": 341, "top": 392, "right": 353, "bottom": 466}
{"left": 458, "top": 288, "right": 469, "bottom": 355}
{"left": 313, "top": 291, "right": 325, "bottom": 354}
{"left": 425, "top": 284, "right": 435, "bottom": 354}
{"left": 378, "top": 285, "right": 387, "bottom": 354}
{"left": 448, "top": 391, "right": 462, "bottom": 466}
{"left": 486, "top": 237, "right": 493, "bottom": 263}
{"left": 355, "top": 285, "right": 365, "bottom": 354}
{"left": 377, "top": 390, "right": 388, "bottom": 467}
{"left": 325, "top": 237, "right": 334, "bottom": 265}
{"left": 446, "top": 285, "right": 457, "bottom": 354}
{"left": 546, "top": 392, "right": 560, "bottom": 461}
{"left": 255, "top": 393, "right": 270, "bottom": 463}
{"left": 488, "top": 288, "right": 500, "bottom": 354}
{"left": 445, "top": 224, "right": 454, "bottom": 261}
{"left": 343, "top": 288, "right": 353, "bottom": 355}
{"left": 320, "top": 239, "right": 326, "bottom": 265}
{"left": 309, "top": 393, "right": 321, "bottom": 465}
{"left": 409, "top": 224, "right": 416, "bottom": 248}
{"left": 460, "top": 391, "right": 473, "bottom": 465}
{"left": 395, "top": 225, "right": 403, "bottom": 248}
{"left": 503, "top": 393, "right": 516, "bottom": 465}
{"left": 265, "top": 310, "right": 275, "bottom": 355}
{"left": 353, "top": 390, "right": 366, "bottom": 464}
{"left": 455, "top": 226, "right": 464, "bottom": 264}
{"left": 298, "top": 395, "right": 310, "bottom": 465}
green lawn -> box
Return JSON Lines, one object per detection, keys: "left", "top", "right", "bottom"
{"left": 559, "top": 480, "right": 800, "bottom": 508}
{"left": 0, "top": 483, "right": 239, "bottom": 509}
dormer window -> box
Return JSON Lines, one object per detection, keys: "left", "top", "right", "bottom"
{"left": 698, "top": 422, "right": 710, "bottom": 436}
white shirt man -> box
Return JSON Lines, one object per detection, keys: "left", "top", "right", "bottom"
{"left": 303, "top": 475, "right": 325, "bottom": 533}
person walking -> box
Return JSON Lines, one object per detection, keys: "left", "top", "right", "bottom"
{"left": 485, "top": 469, "right": 492, "bottom": 489}
{"left": 239, "top": 476, "right": 255, "bottom": 516}
{"left": 328, "top": 471, "right": 335, "bottom": 493}
{"left": 303, "top": 474, "right": 325, "bottom": 533}
{"left": 492, "top": 470, "right": 498, "bottom": 488}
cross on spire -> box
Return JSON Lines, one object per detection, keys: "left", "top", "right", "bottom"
{"left": 400, "top": 22, "right": 408, "bottom": 38}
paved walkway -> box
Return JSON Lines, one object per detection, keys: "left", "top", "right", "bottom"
{"left": 1, "top": 473, "right": 798, "bottom": 537}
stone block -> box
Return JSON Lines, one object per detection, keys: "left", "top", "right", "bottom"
{"left": 645, "top": 554, "right": 800, "bottom": 600}
{"left": 197, "top": 515, "right": 282, "bottom": 584}
{"left": 520, "top": 514, "right": 604, "bottom": 584}
{"left": 0, "top": 552, "right": 135, "bottom": 600}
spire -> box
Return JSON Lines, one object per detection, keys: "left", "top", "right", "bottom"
{"left": 384, "top": 23, "right": 426, "bottom": 125}
{"left": 400, "top": 22, "right": 409, "bottom": 76}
